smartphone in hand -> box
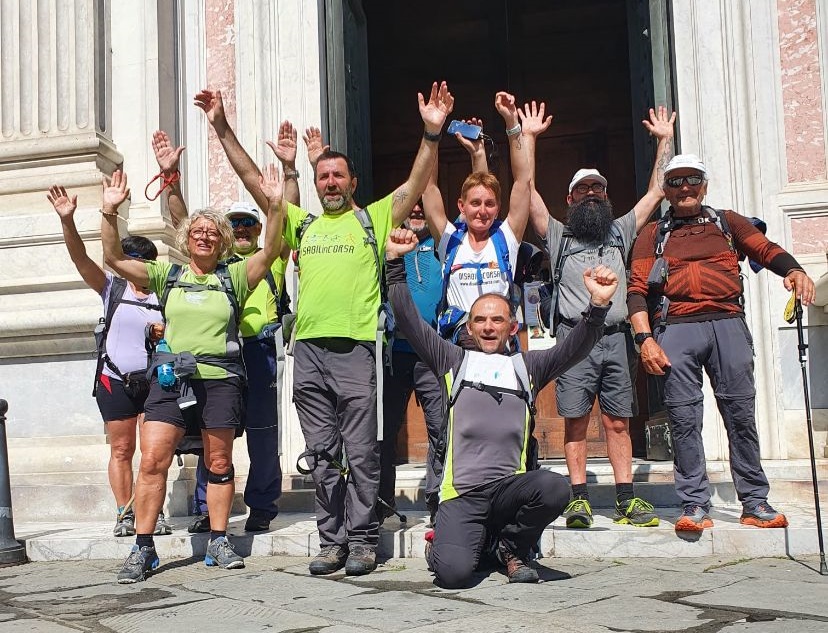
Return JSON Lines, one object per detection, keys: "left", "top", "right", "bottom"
{"left": 447, "top": 120, "right": 482, "bottom": 140}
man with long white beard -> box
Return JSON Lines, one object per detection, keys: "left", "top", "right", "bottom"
{"left": 526, "top": 106, "right": 675, "bottom": 529}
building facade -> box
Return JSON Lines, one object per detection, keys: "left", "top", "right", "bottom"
{"left": 0, "top": 0, "right": 825, "bottom": 520}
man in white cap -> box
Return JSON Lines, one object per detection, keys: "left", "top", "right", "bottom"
{"left": 628, "top": 153, "right": 815, "bottom": 532}
{"left": 223, "top": 201, "right": 292, "bottom": 532}
{"left": 526, "top": 106, "right": 676, "bottom": 529}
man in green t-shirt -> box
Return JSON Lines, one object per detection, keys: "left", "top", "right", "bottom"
{"left": 281, "top": 82, "right": 453, "bottom": 576}
{"left": 224, "top": 201, "right": 291, "bottom": 533}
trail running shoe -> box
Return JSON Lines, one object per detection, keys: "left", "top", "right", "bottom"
{"left": 309, "top": 544, "right": 349, "bottom": 575}
{"left": 116, "top": 545, "right": 159, "bottom": 584}
{"left": 345, "top": 544, "right": 377, "bottom": 576}
{"left": 564, "top": 498, "right": 593, "bottom": 528}
{"left": 614, "top": 497, "right": 660, "bottom": 527}
{"left": 113, "top": 510, "right": 135, "bottom": 538}
{"left": 154, "top": 512, "right": 172, "bottom": 536}
{"left": 188, "top": 513, "right": 210, "bottom": 534}
{"left": 204, "top": 536, "right": 245, "bottom": 569}
{"left": 497, "top": 542, "right": 539, "bottom": 584}
{"left": 424, "top": 529, "right": 435, "bottom": 572}
{"left": 740, "top": 503, "right": 788, "bottom": 528}
{"left": 674, "top": 505, "right": 714, "bottom": 532}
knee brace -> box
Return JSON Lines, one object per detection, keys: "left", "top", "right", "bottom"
{"left": 207, "top": 465, "right": 235, "bottom": 484}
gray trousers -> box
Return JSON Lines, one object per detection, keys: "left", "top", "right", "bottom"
{"left": 379, "top": 351, "right": 445, "bottom": 515}
{"left": 293, "top": 338, "right": 380, "bottom": 547}
{"left": 657, "top": 317, "right": 769, "bottom": 510}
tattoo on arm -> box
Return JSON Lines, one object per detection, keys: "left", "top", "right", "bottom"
{"left": 393, "top": 188, "right": 409, "bottom": 206}
{"left": 655, "top": 144, "right": 675, "bottom": 184}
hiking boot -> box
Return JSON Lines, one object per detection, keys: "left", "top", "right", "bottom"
{"left": 740, "top": 503, "right": 788, "bottom": 528}
{"left": 309, "top": 544, "right": 349, "bottom": 575}
{"left": 204, "top": 536, "right": 245, "bottom": 569}
{"left": 113, "top": 509, "right": 135, "bottom": 538}
{"left": 188, "top": 513, "right": 210, "bottom": 534}
{"left": 563, "top": 498, "right": 593, "bottom": 528}
{"left": 154, "top": 512, "right": 172, "bottom": 536}
{"left": 614, "top": 497, "right": 660, "bottom": 527}
{"left": 116, "top": 545, "right": 159, "bottom": 584}
{"left": 424, "top": 529, "right": 435, "bottom": 572}
{"left": 345, "top": 544, "right": 377, "bottom": 576}
{"left": 497, "top": 542, "right": 539, "bottom": 584}
{"left": 245, "top": 509, "right": 274, "bottom": 532}
{"left": 674, "top": 505, "right": 714, "bottom": 532}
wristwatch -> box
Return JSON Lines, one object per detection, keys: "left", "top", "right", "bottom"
{"left": 634, "top": 332, "right": 654, "bottom": 346}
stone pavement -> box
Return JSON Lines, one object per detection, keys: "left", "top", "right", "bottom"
{"left": 0, "top": 554, "right": 826, "bottom": 632}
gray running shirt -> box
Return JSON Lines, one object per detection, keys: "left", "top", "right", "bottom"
{"left": 545, "top": 210, "right": 636, "bottom": 326}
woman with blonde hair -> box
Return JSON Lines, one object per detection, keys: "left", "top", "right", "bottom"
{"left": 100, "top": 166, "right": 285, "bottom": 583}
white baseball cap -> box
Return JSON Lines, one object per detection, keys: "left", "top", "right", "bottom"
{"left": 225, "top": 201, "right": 260, "bottom": 222}
{"left": 664, "top": 154, "right": 707, "bottom": 178}
{"left": 568, "top": 168, "right": 608, "bottom": 194}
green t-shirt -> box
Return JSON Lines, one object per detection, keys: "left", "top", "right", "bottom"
{"left": 235, "top": 252, "right": 288, "bottom": 338}
{"left": 147, "top": 260, "right": 250, "bottom": 379}
{"left": 284, "top": 194, "right": 395, "bottom": 341}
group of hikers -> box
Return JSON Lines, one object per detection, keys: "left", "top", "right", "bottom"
{"left": 52, "top": 80, "right": 816, "bottom": 588}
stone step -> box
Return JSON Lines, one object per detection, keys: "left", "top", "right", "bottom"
{"left": 15, "top": 502, "right": 828, "bottom": 563}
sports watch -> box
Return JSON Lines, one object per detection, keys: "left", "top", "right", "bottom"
{"left": 634, "top": 332, "right": 654, "bottom": 346}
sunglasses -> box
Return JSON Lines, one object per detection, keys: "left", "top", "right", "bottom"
{"left": 229, "top": 217, "right": 258, "bottom": 228}
{"left": 665, "top": 175, "right": 704, "bottom": 188}
{"left": 573, "top": 183, "right": 606, "bottom": 194}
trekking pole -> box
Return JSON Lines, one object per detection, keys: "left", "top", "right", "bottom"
{"left": 785, "top": 293, "right": 827, "bottom": 575}
{"left": 0, "top": 400, "right": 27, "bottom": 566}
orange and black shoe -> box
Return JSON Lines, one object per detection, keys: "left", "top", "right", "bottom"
{"left": 674, "top": 505, "right": 714, "bottom": 532}
{"left": 740, "top": 503, "right": 788, "bottom": 528}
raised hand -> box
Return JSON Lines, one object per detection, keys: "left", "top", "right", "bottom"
{"left": 386, "top": 227, "right": 420, "bottom": 260}
{"left": 518, "top": 100, "right": 553, "bottom": 137}
{"left": 418, "top": 81, "right": 454, "bottom": 133}
{"left": 47, "top": 185, "right": 78, "bottom": 219}
{"left": 193, "top": 89, "right": 226, "bottom": 126}
{"left": 303, "top": 126, "right": 329, "bottom": 167}
{"left": 102, "top": 170, "right": 130, "bottom": 213}
{"left": 642, "top": 106, "right": 676, "bottom": 140}
{"left": 152, "top": 130, "right": 185, "bottom": 174}
{"left": 494, "top": 91, "right": 519, "bottom": 129}
{"left": 266, "top": 120, "right": 298, "bottom": 167}
{"left": 454, "top": 117, "right": 486, "bottom": 155}
{"left": 258, "top": 163, "right": 283, "bottom": 210}
{"left": 582, "top": 264, "right": 619, "bottom": 307}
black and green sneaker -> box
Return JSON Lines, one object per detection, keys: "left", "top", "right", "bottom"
{"left": 614, "top": 497, "right": 660, "bottom": 527}
{"left": 563, "top": 498, "right": 593, "bottom": 529}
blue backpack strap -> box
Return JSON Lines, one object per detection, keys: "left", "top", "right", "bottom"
{"left": 438, "top": 224, "right": 467, "bottom": 315}
{"left": 489, "top": 221, "right": 513, "bottom": 285}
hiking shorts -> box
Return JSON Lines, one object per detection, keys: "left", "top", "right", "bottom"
{"left": 554, "top": 324, "right": 637, "bottom": 418}
{"left": 143, "top": 375, "right": 244, "bottom": 430}
{"left": 96, "top": 374, "right": 146, "bottom": 422}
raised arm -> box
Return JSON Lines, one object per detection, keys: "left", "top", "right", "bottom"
{"left": 519, "top": 100, "right": 554, "bottom": 239}
{"left": 100, "top": 171, "right": 150, "bottom": 287}
{"left": 151, "top": 130, "right": 188, "bottom": 228}
{"left": 244, "top": 164, "right": 286, "bottom": 289}
{"left": 386, "top": 228, "right": 463, "bottom": 375}
{"left": 390, "top": 81, "right": 454, "bottom": 227}
{"left": 48, "top": 185, "right": 106, "bottom": 293}
{"left": 453, "top": 117, "right": 488, "bottom": 173}
{"left": 495, "top": 92, "right": 532, "bottom": 241}
{"left": 421, "top": 147, "right": 446, "bottom": 241}
{"left": 265, "top": 120, "right": 300, "bottom": 207}
{"left": 303, "top": 126, "right": 330, "bottom": 172}
{"left": 633, "top": 106, "right": 676, "bottom": 232}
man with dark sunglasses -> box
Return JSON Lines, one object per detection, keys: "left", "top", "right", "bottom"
{"left": 627, "top": 153, "right": 816, "bottom": 533}
{"left": 527, "top": 106, "right": 676, "bottom": 530}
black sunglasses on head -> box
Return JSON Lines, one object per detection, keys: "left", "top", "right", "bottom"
{"left": 666, "top": 175, "right": 704, "bottom": 188}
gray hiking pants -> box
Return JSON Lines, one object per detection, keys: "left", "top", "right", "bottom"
{"left": 293, "top": 338, "right": 380, "bottom": 548}
{"left": 379, "top": 351, "right": 445, "bottom": 515}
{"left": 656, "top": 317, "right": 769, "bottom": 510}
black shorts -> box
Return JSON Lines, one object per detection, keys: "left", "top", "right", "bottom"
{"left": 96, "top": 374, "right": 146, "bottom": 422}
{"left": 143, "top": 375, "right": 244, "bottom": 430}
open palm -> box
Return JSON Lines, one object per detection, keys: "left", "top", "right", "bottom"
{"left": 102, "top": 170, "right": 129, "bottom": 209}
{"left": 47, "top": 185, "right": 77, "bottom": 218}
{"left": 419, "top": 81, "right": 454, "bottom": 130}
